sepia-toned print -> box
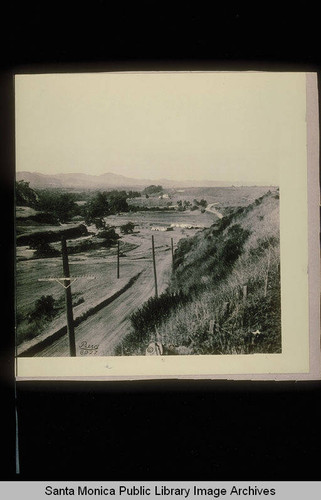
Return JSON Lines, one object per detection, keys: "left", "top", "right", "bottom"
{"left": 15, "top": 72, "right": 283, "bottom": 359}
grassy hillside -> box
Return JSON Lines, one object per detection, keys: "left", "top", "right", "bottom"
{"left": 119, "top": 189, "right": 281, "bottom": 356}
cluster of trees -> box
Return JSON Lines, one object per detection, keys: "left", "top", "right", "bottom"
{"left": 142, "top": 185, "right": 163, "bottom": 197}
{"left": 193, "top": 198, "right": 208, "bottom": 208}
{"left": 127, "top": 190, "right": 141, "bottom": 198}
{"left": 17, "top": 181, "right": 132, "bottom": 226}
{"left": 37, "top": 190, "right": 79, "bottom": 223}
{"left": 176, "top": 199, "right": 208, "bottom": 211}
{"left": 16, "top": 180, "right": 39, "bottom": 207}
{"left": 83, "top": 190, "right": 129, "bottom": 227}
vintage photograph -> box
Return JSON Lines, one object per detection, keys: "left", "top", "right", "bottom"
{"left": 15, "top": 72, "right": 284, "bottom": 360}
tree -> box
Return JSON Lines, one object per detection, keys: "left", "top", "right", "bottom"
{"left": 16, "top": 180, "right": 39, "bottom": 207}
{"left": 193, "top": 198, "right": 207, "bottom": 208}
{"left": 29, "top": 239, "right": 60, "bottom": 258}
{"left": 84, "top": 192, "right": 110, "bottom": 224}
{"left": 177, "top": 200, "right": 185, "bottom": 211}
{"left": 37, "top": 190, "right": 77, "bottom": 223}
{"left": 97, "top": 227, "right": 120, "bottom": 247}
{"left": 54, "top": 193, "right": 77, "bottom": 222}
{"left": 120, "top": 222, "right": 135, "bottom": 234}
{"left": 127, "top": 191, "right": 141, "bottom": 198}
{"left": 84, "top": 191, "right": 129, "bottom": 224}
{"left": 93, "top": 218, "right": 106, "bottom": 230}
{"left": 108, "top": 191, "right": 129, "bottom": 213}
{"left": 142, "top": 185, "right": 163, "bottom": 196}
{"left": 28, "top": 295, "right": 56, "bottom": 322}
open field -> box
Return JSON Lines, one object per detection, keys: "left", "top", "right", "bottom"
{"left": 127, "top": 185, "right": 274, "bottom": 209}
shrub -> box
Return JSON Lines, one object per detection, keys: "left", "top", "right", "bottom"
{"left": 249, "top": 236, "right": 279, "bottom": 259}
{"left": 97, "top": 227, "right": 120, "bottom": 245}
{"left": 223, "top": 225, "right": 251, "bottom": 266}
{"left": 29, "top": 212, "right": 60, "bottom": 225}
{"left": 120, "top": 222, "right": 135, "bottom": 234}
{"left": 131, "top": 291, "right": 190, "bottom": 334}
{"left": 31, "top": 240, "right": 60, "bottom": 258}
{"left": 28, "top": 295, "right": 56, "bottom": 322}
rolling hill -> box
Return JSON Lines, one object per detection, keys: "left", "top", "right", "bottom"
{"left": 120, "top": 189, "right": 281, "bottom": 356}
{"left": 16, "top": 170, "right": 271, "bottom": 190}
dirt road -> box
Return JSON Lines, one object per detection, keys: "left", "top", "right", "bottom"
{"left": 205, "top": 203, "right": 223, "bottom": 218}
{"left": 35, "top": 240, "right": 172, "bottom": 356}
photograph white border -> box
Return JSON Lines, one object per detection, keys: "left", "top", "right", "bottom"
{"left": 15, "top": 72, "right": 320, "bottom": 381}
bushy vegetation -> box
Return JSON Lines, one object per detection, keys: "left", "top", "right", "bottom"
{"left": 17, "top": 292, "right": 85, "bottom": 344}
{"left": 15, "top": 180, "right": 39, "bottom": 207}
{"left": 16, "top": 224, "right": 88, "bottom": 246}
{"left": 27, "top": 295, "right": 56, "bottom": 322}
{"left": 83, "top": 190, "right": 129, "bottom": 226}
{"left": 127, "top": 190, "right": 141, "bottom": 198}
{"left": 17, "top": 183, "right": 132, "bottom": 227}
{"left": 121, "top": 191, "right": 281, "bottom": 356}
{"left": 27, "top": 212, "right": 60, "bottom": 225}
{"left": 36, "top": 190, "right": 79, "bottom": 222}
{"left": 117, "top": 292, "right": 190, "bottom": 355}
{"left": 96, "top": 227, "right": 120, "bottom": 246}
{"left": 142, "top": 185, "right": 163, "bottom": 196}
{"left": 131, "top": 292, "right": 189, "bottom": 335}
{"left": 84, "top": 192, "right": 110, "bottom": 223}
{"left": 30, "top": 240, "right": 61, "bottom": 258}
{"left": 120, "top": 222, "right": 135, "bottom": 234}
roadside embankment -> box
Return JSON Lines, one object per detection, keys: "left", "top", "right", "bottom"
{"left": 17, "top": 271, "right": 142, "bottom": 357}
{"left": 16, "top": 224, "right": 88, "bottom": 246}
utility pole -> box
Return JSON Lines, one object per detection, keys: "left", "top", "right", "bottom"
{"left": 152, "top": 235, "right": 158, "bottom": 298}
{"left": 171, "top": 237, "right": 174, "bottom": 268}
{"left": 37, "top": 240, "right": 96, "bottom": 357}
{"left": 61, "top": 236, "right": 76, "bottom": 356}
{"left": 117, "top": 240, "right": 120, "bottom": 279}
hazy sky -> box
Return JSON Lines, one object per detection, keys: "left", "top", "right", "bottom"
{"left": 15, "top": 72, "right": 307, "bottom": 184}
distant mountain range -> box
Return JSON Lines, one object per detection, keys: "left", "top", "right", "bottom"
{"left": 16, "top": 171, "right": 269, "bottom": 190}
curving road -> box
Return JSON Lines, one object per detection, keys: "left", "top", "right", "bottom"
{"left": 205, "top": 203, "right": 224, "bottom": 218}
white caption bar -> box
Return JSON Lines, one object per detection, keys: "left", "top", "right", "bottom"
{"left": 1, "top": 482, "right": 321, "bottom": 499}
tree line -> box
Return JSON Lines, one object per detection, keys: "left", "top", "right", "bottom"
{"left": 15, "top": 181, "right": 138, "bottom": 225}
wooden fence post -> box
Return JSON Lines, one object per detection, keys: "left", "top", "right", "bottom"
{"left": 152, "top": 235, "right": 158, "bottom": 298}
{"left": 117, "top": 240, "right": 120, "bottom": 279}
{"left": 264, "top": 249, "right": 272, "bottom": 297}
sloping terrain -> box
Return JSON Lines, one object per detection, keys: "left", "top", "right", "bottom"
{"left": 122, "top": 189, "right": 281, "bottom": 355}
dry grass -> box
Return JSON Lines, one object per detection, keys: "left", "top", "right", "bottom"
{"left": 123, "top": 190, "right": 281, "bottom": 355}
